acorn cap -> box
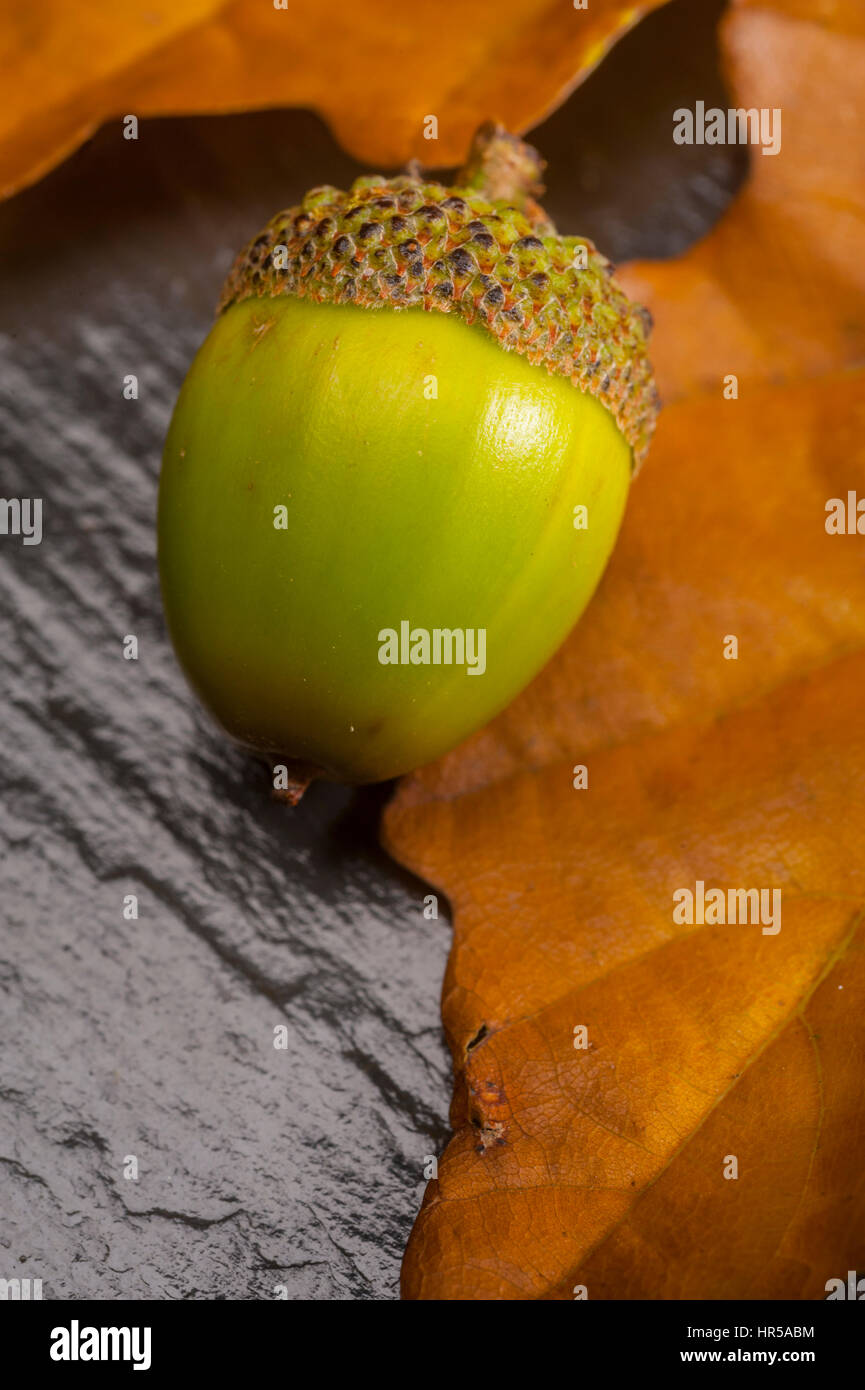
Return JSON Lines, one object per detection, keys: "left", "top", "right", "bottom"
{"left": 219, "top": 123, "right": 659, "bottom": 469}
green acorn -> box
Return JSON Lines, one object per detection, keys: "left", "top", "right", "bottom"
{"left": 158, "top": 124, "right": 658, "bottom": 800}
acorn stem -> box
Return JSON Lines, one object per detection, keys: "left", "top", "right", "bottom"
{"left": 456, "top": 121, "right": 547, "bottom": 211}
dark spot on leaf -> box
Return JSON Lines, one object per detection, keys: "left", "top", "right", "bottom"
{"left": 466, "top": 1024, "right": 489, "bottom": 1055}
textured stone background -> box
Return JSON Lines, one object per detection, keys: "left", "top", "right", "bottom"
{"left": 0, "top": 0, "right": 742, "bottom": 1299}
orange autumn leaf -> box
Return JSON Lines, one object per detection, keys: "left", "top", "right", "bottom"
{"left": 391, "top": 653, "right": 865, "bottom": 1299}
{"left": 382, "top": 0, "right": 865, "bottom": 1300}
{"left": 619, "top": 0, "right": 865, "bottom": 401}
{"left": 0, "top": 0, "right": 666, "bottom": 201}
{"left": 0, "top": 0, "right": 223, "bottom": 200}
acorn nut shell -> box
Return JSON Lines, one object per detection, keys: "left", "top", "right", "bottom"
{"left": 158, "top": 125, "right": 659, "bottom": 792}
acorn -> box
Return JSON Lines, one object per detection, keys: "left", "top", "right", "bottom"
{"left": 158, "top": 124, "right": 658, "bottom": 800}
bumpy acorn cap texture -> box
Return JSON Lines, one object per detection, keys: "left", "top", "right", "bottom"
{"left": 220, "top": 123, "right": 660, "bottom": 469}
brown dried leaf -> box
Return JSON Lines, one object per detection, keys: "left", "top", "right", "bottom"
{"left": 384, "top": 0, "right": 865, "bottom": 1299}
{"left": 0, "top": 0, "right": 666, "bottom": 200}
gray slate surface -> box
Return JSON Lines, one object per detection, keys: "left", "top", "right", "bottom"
{"left": 0, "top": 0, "right": 741, "bottom": 1299}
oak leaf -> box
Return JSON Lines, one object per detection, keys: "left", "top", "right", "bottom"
{"left": 0, "top": 0, "right": 666, "bottom": 200}
{"left": 383, "top": 0, "right": 865, "bottom": 1300}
